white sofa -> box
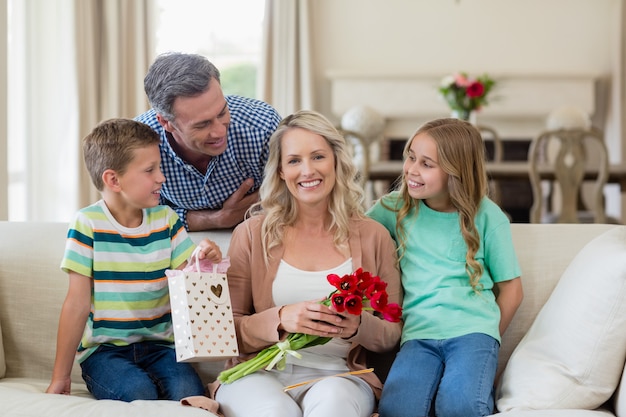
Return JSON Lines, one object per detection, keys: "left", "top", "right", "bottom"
{"left": 1, "top": 221, "right": 625, "bottom": 417}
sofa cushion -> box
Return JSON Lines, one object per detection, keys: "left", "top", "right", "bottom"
{"left": 0, "top": 382, "right": 217, "bottom": 417}
{"left": 497, "top": 226, "right": 626, "bottom": 411}
{"left": 493, "top": 410, "right": 615, "bottom": 417}
{"left": 614, "top": 360, "right": 626, "bottom": 416}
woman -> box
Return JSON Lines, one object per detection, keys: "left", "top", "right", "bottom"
{"left": 213, "top": 110, "right": 402, "bottom": 417}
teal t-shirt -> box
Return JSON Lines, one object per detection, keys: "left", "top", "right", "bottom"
{"left": 367, "top": 193, "right": 521, "bottom": 344}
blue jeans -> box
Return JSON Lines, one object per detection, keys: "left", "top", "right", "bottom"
{"left": 378, "top": 333, "right": 499, "bottom": 417}
{"left": 80, "top": 342, "right": 205, "bottom": 401}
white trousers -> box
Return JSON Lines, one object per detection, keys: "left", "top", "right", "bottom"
{"left": 215, "top": 364, "right": 375, "bottom": 417}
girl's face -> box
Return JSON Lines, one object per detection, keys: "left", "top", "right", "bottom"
{"left": 279, "top": 127, "right": 336, "bottom": 209}
{"left": 403, "top": 132, "right": 454, "bottom": 212}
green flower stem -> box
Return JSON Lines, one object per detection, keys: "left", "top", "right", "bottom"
{"left": 219, "top": 346, "right": 279, "bottom": 383}
{"left": 218, "top": 333, "right": 333, "bottom": 384}
{"left": 217, "top": 273, "right": 395, "bottom": 385}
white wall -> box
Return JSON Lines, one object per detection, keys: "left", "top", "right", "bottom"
{"left": 309, "top": 0, "right": 624, "bottom": 218}
{"left": 311, "top": 0, "right": 618, "bottom": 138}
{"left": 312, "top": 0, "right": 613, "bottom": 75}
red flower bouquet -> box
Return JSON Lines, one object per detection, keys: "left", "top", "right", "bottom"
{"left": 439, "top": 72, "right": 495, "bottom": 121}
{"left": 217, "top": 268, "right": 402, "bottom": 384}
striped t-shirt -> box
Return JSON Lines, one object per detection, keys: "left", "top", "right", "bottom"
{"left": 60, "top": 200, "right": 195, "bottom": 363}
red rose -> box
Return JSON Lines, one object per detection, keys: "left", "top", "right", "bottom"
{"left": 369, "top": 291, "right": 389, "bottom": 312}
{"left": 330, "top": 291, "right": 349, "bottom": 313}
{"left": 382, "top": 303, "right": 403, "bottom": 323}
{"left": 466, "top": 81, "right": 485, "bottom": 98}
{"left": 327, "top": 272, "right": 358, "bottom": 292}
{"left": 343, "top": 294, "right": 363, "bottom": 315}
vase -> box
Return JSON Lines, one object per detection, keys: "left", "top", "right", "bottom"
{"left": 451, "top": 109, "right": 477, "bottom": 125}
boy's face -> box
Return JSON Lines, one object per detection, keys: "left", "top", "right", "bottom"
{"left": 116, "top": 144, "right": 165, "bottom": 208}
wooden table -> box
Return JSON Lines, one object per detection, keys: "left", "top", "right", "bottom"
{"left": 368, "top": 161, "right": 626, "bottom": 222}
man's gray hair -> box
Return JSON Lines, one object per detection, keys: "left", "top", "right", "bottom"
{"left": 144, "top": 52, "right": 221, "bottom": 121}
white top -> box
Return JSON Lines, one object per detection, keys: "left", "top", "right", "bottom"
{"left": 273, "top": 258, "right": 353, "bottom": 370}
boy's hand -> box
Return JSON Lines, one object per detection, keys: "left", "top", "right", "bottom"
{"left": 196, "top": 238, "right": 222, "bottom": 263}
{"left": 46, "top": 377, "right": 72, "bottom": 395}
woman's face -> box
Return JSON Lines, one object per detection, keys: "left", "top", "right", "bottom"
{"left": 279, "top": 127, "right": 336, "bottom": 209}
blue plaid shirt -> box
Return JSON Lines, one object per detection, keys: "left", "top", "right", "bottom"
{"left": 136, "top": 95, "right": 281, "bottom": 229}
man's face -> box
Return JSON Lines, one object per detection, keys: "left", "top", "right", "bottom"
{"left": 158, "top": 78, "right": 231, "bottom": 158}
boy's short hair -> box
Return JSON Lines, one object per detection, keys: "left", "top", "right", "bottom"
{"left": 83, "top": 118, "right": 160, "bottom": 191}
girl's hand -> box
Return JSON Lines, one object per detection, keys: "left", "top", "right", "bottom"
{"left": 195, "top": 238, "right": 222, "bottom": 263}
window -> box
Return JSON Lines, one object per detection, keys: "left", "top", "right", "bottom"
{"left": 155, "top": 0, "right": 265, "bottom": 98}
{"left": 4, "top": 1, "right": 264, "bottom": 221}
{"left": 7, "top": 0, "right": 79, "bottom": 221}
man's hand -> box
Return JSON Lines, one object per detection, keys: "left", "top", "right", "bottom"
{"left": 186, "top": 179, "right": 259, "bottom": 231}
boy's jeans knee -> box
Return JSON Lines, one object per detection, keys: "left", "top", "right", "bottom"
{"left": 80, "top": 342, "right": 205, "bottom": 401}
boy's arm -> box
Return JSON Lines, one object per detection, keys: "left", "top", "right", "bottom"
{"left": 177, "top": 238, "right": 223, "bottom": 270}
{"left": 46, "top": 272, "right": 92, "bottom": 395}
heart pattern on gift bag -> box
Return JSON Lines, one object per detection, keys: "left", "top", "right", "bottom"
{"left": 167, "top": 269, "right": 239, "bottom": 362}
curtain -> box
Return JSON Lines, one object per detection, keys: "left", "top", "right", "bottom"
{"left": 258, "top": 0, "right": 313, "bottom": 117}
{"left": 617, "top": 0, "right": 626, "bottom": 218}
{"left": 0, "top": 0, "right": 7, "bottom": 220}
{"left": 6, "top": 0, "right": 79, "bottom": 221}
{"left": 74, "top": 0, "right": 156, "bottom": 207}
{"left": 603, "top": 0, "right": 626, "bottom": 164}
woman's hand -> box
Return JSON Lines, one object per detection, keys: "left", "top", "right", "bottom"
{"left": 195, "top": 238, "right": 223, "bottom": 263}
{"left": 278, "top": 300, "right": 361, "bottom": 338}
{"left": 330, "top": 304, "right": 361, "bottom": 339}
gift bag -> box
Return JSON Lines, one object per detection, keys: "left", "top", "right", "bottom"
{"left": 166, "top": 248, "right": 238, "bottom": 362}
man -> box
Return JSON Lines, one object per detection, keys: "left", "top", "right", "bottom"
{"left": 136, "top": 52, "right": 281, "bottom": 230}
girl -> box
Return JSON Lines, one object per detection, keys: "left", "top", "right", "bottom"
{"left": 368, "top": 118, "right": 523, "bottom": 417}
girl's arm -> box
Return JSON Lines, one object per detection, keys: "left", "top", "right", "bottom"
{"left": 495, "top": 277, "right": 523, "bottom": 336}
{"left": 46, "top": 272, "right": 92, "bottom": 395}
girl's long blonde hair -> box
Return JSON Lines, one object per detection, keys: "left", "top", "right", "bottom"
{"left": 385, "top": 118, "right": 489, "bottom": 291}
{"left": 249, "top": 110, "right": 365, "bottom": 265}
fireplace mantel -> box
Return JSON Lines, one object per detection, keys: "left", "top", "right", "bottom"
{"left": 328, "top": 73, "right": 603, "bottom": 140}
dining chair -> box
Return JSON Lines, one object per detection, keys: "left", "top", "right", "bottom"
{"left": 528, "top": 126, "right": 610, "bottom": 224}
{"left": 338, "top": 128, "right": 369, "bottom": 187}
{"left": 344, "top": 122, "right": 505, "bottom": 207}
{"left": 477, "top": 124, "right": 504, "bottom": 204}
{"left": 340, "top": 106, "right": 387, "bottom": 205}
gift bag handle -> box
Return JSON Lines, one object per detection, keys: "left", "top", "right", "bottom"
{"left": 190, "top": 246, "right": 218, "bottom": 274}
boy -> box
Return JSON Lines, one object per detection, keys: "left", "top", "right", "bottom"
{"left": 46, "top": 119, "right": 222, "bottom": 401}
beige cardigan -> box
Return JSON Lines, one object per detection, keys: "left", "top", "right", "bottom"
{"left": 214, "top": 214, "right": 403, "bottom": 399}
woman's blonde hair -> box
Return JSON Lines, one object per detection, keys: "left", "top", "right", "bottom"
{"left": 385, "top": 118, "right": 489, "bottom": 291}
{"left": 250, "top": 110, "right": 365, "bottom": 264}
